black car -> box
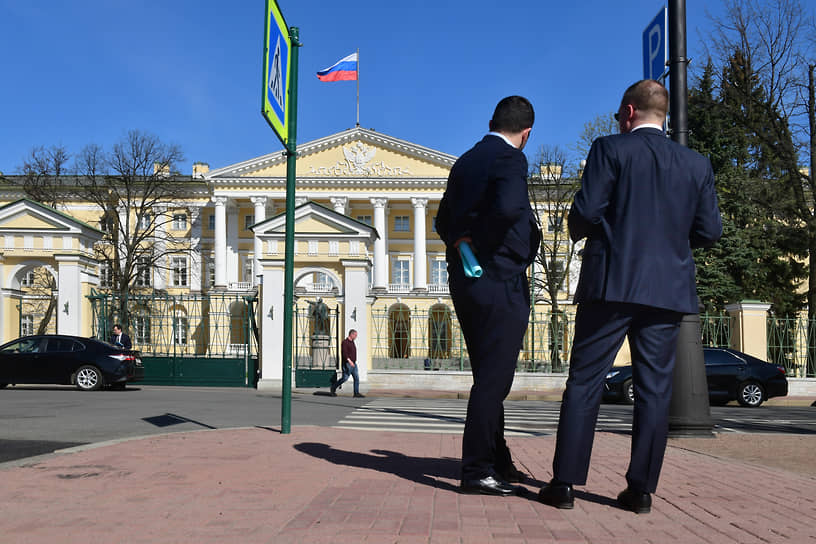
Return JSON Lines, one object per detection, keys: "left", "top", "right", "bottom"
{"left": 0, "top": 335, "right": 144, "bottom": 391}
{"left": 603, "top": 347, "right": 788, "bottom": 407}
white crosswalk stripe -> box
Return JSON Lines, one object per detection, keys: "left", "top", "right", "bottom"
{"left": 334, "top": 399, "right": 633, "bottom": 434}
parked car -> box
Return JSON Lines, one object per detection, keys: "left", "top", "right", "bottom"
{"left": 603, "top": 347, "right": 788, "bottom": 407}
{"left": 0, "top": 335, "right": 144, "bottom": 391}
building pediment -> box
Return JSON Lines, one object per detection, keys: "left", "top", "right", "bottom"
{"left": 206, "top": 127, "right": 455, "bottom": 184}
{"left": 0, "top": 199, "right": 103, "bottom": 238}
{"left": 252, "top": 201, "right": 378, "bottom": 242}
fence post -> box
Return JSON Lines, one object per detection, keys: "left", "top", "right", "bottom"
{"left": 724, "top": 300, "right": 771, "bottom": 360}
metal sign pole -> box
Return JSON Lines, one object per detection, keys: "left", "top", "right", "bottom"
{"left": 280, "top": 26, "right": 300, "bottom": 434}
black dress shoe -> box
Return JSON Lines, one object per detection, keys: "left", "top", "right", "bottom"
{"left": 617, "top": 487, "right": 651, "bottom": 514}
{"left": 354, "top": 393, "right": 365, "bottom": 398}
{"left": 537, "top": 479, "right": 574, "bottom": 509}
{"left": 497, "top": 464, "right": 526, "bottom": 483}
{"left": 460, "top": 476, "right": 518, "bottom": 496}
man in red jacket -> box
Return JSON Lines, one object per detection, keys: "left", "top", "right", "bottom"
{"left": 331, "top": 329, "right": 364, "bottom": 398}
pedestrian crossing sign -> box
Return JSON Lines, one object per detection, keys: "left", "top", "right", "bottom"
{"left": 262, "top": 0, "right": 291, "bottom": 146}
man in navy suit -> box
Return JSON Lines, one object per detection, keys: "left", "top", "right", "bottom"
{"left": 436, "top": 96, "right": 541, "bottom": 496}
{"left": 538, "top": 80, "right": 722, "bottom": 513}
{"left": 110, "top": 324, "right": 132, "bottom": 350}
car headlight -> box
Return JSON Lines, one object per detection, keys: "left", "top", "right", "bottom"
{"left": 605, "top": 370, "right": 620, "bottom": 379}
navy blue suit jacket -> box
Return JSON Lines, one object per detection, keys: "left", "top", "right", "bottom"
{"left": 569, "top": 127, "right": 722, "bottom": 314}
{"left": 436, "top": 135, "right": 541, "bottom": 280}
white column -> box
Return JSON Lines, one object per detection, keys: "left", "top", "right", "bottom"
{"left": 153, "top": 206, "right": 167, "bottom": 290}
{"left": 250, "top": 196, "right": 267, "bottom": 284}
{"left": 258, "top": 260, "right": 285, "bottom": 391}
{"left": 189, "top": 207, "right": 202, "bottom": 292}
{"left": 330, "top": 196, "right": 348, "bottom": 215}
{"left": 370, "top": 198, "right": 388, "bottom": 290}
{"left": 212, "top": 196, "right": 227, "bottom": 289}
{"left": 56, "top": 256, "right": 82, "bottom": 336}
{"left": 227, "top": 204, "right": 239, "bottom": 285}
{"left": 343, "top": 259, "right": 372, "bottom": 385}
{"left": 411, "top": 197, "right": 428, "bottom": 291}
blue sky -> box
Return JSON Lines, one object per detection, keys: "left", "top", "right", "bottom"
{"left": 0, "top": 1, "right": 726, "bottom": 175}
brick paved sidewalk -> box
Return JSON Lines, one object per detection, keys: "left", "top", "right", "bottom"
{"left": 1, "top": 427, "right": 814, "bottom": 543}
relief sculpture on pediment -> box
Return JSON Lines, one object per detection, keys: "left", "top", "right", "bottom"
{"left": 309, "top": 142, "right": 413, "bottom": 177}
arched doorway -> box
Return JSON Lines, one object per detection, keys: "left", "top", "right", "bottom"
{"left": 428, "top": 303, "right": 452, "bottom": 359}
{"left": 389, "top": 303, "right": 411, "bottom": 358}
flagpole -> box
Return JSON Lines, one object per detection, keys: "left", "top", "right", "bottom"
{"left": 356, "top": 48, "right": 360, "bottom": 127}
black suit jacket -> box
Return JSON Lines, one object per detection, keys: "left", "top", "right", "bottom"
{"left": 110, "top": 333, "right": 132, "bottom": 350}
{"left": 436, "top": 135, "right": 541, "bottom": 280}
{"left": 569, "top": 127, "right": 722, "bottom": 314}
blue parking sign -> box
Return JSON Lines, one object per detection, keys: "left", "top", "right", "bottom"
{"left": 643, "top": 7, "right": 667, "bottom": 81}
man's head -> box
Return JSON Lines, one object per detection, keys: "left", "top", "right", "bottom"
{"left": 489, "top": 95, "right": 534, "bottom": 150}
{"left": 348, "top": 329, "right": 357, "bottom": 341}
{"left": 616, "top": 79, "right": 669, "bottom": 133}
{"left": 113, "top": 324, "right": 122, "bottom": 335}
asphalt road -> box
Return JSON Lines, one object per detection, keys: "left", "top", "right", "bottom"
{"left": 0, "top": 385, "right": 813, "bottom": 464}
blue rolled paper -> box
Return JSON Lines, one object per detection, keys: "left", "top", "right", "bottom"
{"left": 458, "top": 241, "right": 483, "bottom": 278}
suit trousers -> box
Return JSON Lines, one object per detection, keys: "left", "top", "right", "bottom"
{"left": 552, "top": 302, "right": 682, "bottom": 493}
{"left": 450, "top": 270, "right": 530, "bottom": 480}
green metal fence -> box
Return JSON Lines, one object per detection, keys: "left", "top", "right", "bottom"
{"left": 370, "top": 305, "right": 740, "bottom": 374}
{"left": 767, "top": 315, "right": 816, "bottom": 378}
{"left": 88, "top": 290, "right": 259, "bottom": 386}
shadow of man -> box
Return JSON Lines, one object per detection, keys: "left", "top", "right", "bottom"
{"left": 294, "top": 443, "right": 461, "bottom": 493}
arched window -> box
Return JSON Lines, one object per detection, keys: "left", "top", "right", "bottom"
{"left": 389, "top": 304, "right": 411, "bottom": 358}
{"left": 428, "top": 304, "right": 452, "bottom": 359}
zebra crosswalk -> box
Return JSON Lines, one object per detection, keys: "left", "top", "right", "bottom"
{"left": 334, "top": 398, "right": 634, "bottom": 434}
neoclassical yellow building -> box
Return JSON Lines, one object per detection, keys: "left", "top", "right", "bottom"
{"left": 0, "top": 127, "right": 583, "bottom": 390}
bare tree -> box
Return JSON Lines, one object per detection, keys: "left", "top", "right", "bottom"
{"left": 528, "top": 145, "right": 581, "bottom": 371}
{"left": 575, "top": 112, "right": 618, "bottom": 161}
{"left": 19, "top": 145, "right": 70, "bottom": 208}
{"left": 73, "top": 130, "right": 196, "bottom": 328}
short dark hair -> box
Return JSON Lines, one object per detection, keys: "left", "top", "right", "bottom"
{"left": 348, "top": 329, "right": 357, "bottom": 335}
{"left": 621, "top": 80, "right": 669, "bottom": 118}
{"left": 489, "top": 96, "right": 534, "bottom": 134}
{"left": 113, "top": 324, "right": 122, "bottom": 331}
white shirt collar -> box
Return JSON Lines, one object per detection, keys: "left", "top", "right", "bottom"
{"left": 631, "top": 123, "right": 664, "bottom": 132}
{"left": 487, "top": 131, "right": 517, "bottom": 148}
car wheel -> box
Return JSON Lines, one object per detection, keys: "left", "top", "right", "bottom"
{"left": 623, "top": 379, "right": 635, "bottom": 405}
{"left": 75, "top": 365, "right": 103, "bottom": 391}
{"left": 737, "top": 381, "right": 764, "bottom": 407}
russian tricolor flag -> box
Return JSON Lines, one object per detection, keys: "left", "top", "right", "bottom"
{"left": 316, "top": 53, "right": 358, "bottom": 82}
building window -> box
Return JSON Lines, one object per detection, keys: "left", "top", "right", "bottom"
{"left": 394, "top": 215, "right": 410, "bottom": 232}
{"left": 329, "top": 240, "right": 339, "bottom": 256}
{"left": 356, "top": 215, "right": 372, "bottom": 226}
{"left": 392, "top": 259, "right": 410, "bottom": 286}
{"left": 308, "top": 240, "right": 318, "bottom": 255}
{"left": 20, "top": 315, "right": 35, "bottom": 336}
{"left": 99, "top": 215, "right": 115, "bottom": 234}
{"left": 21, "top": 270, "right": 36, "bottom": 287}
{"left": 548, "top": 213, "right": 564, "bottom": 232}
{"left": 172, "top": 256, "right": 188, "bottom": 287}
{"left": 348, "top": 240, "right": 359, "bottom": 256}
{"left": 100, "top": 262, "right": 113, "bottom": 288}
{"left": 138, "top": 213, "right": 151, "bottom": 230}
{"left": 208, "top": 215, "right": 215, "bottom": 230}
{"left": 174, "top": 315, "right": 188, "bottom": 345}
{"left": 172, "top": 213, "right": 187, "bottom": 230}
{"left": 243, "top": 259, "right": 254, "bottom": 283}
{"left": 431, "top": 215, "right": 437, "bottom": 233}
{"left": 134, "top": 315, "right": 151, "bottom": 344}
{"left": 135, "top": 256, "right": 151, "bottom": 287}
{"left": 244, "top": 215, "right": 253, "bottom": 231}
{"left": 208, "top": 261, "right": 216, "bottom": 287}
{"left": 431, "top": 260, "right": 448, "bottom": 285}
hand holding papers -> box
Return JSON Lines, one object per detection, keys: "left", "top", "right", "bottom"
{"left": 458, "top": 241, "right": 483, "bottom": 278}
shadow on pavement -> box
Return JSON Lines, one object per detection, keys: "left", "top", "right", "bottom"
{"left": 295, "top": 442, "right": 461, "bottom": 492}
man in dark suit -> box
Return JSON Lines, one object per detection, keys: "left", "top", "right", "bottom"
{"left": 538, "top": 80, "right": 722, "bottom": 513}
{"left": 110, "top": 324, "right": 132, "bottom": 350}
{"left": 436, "top": 96, "right": 541, "bottom": 496}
